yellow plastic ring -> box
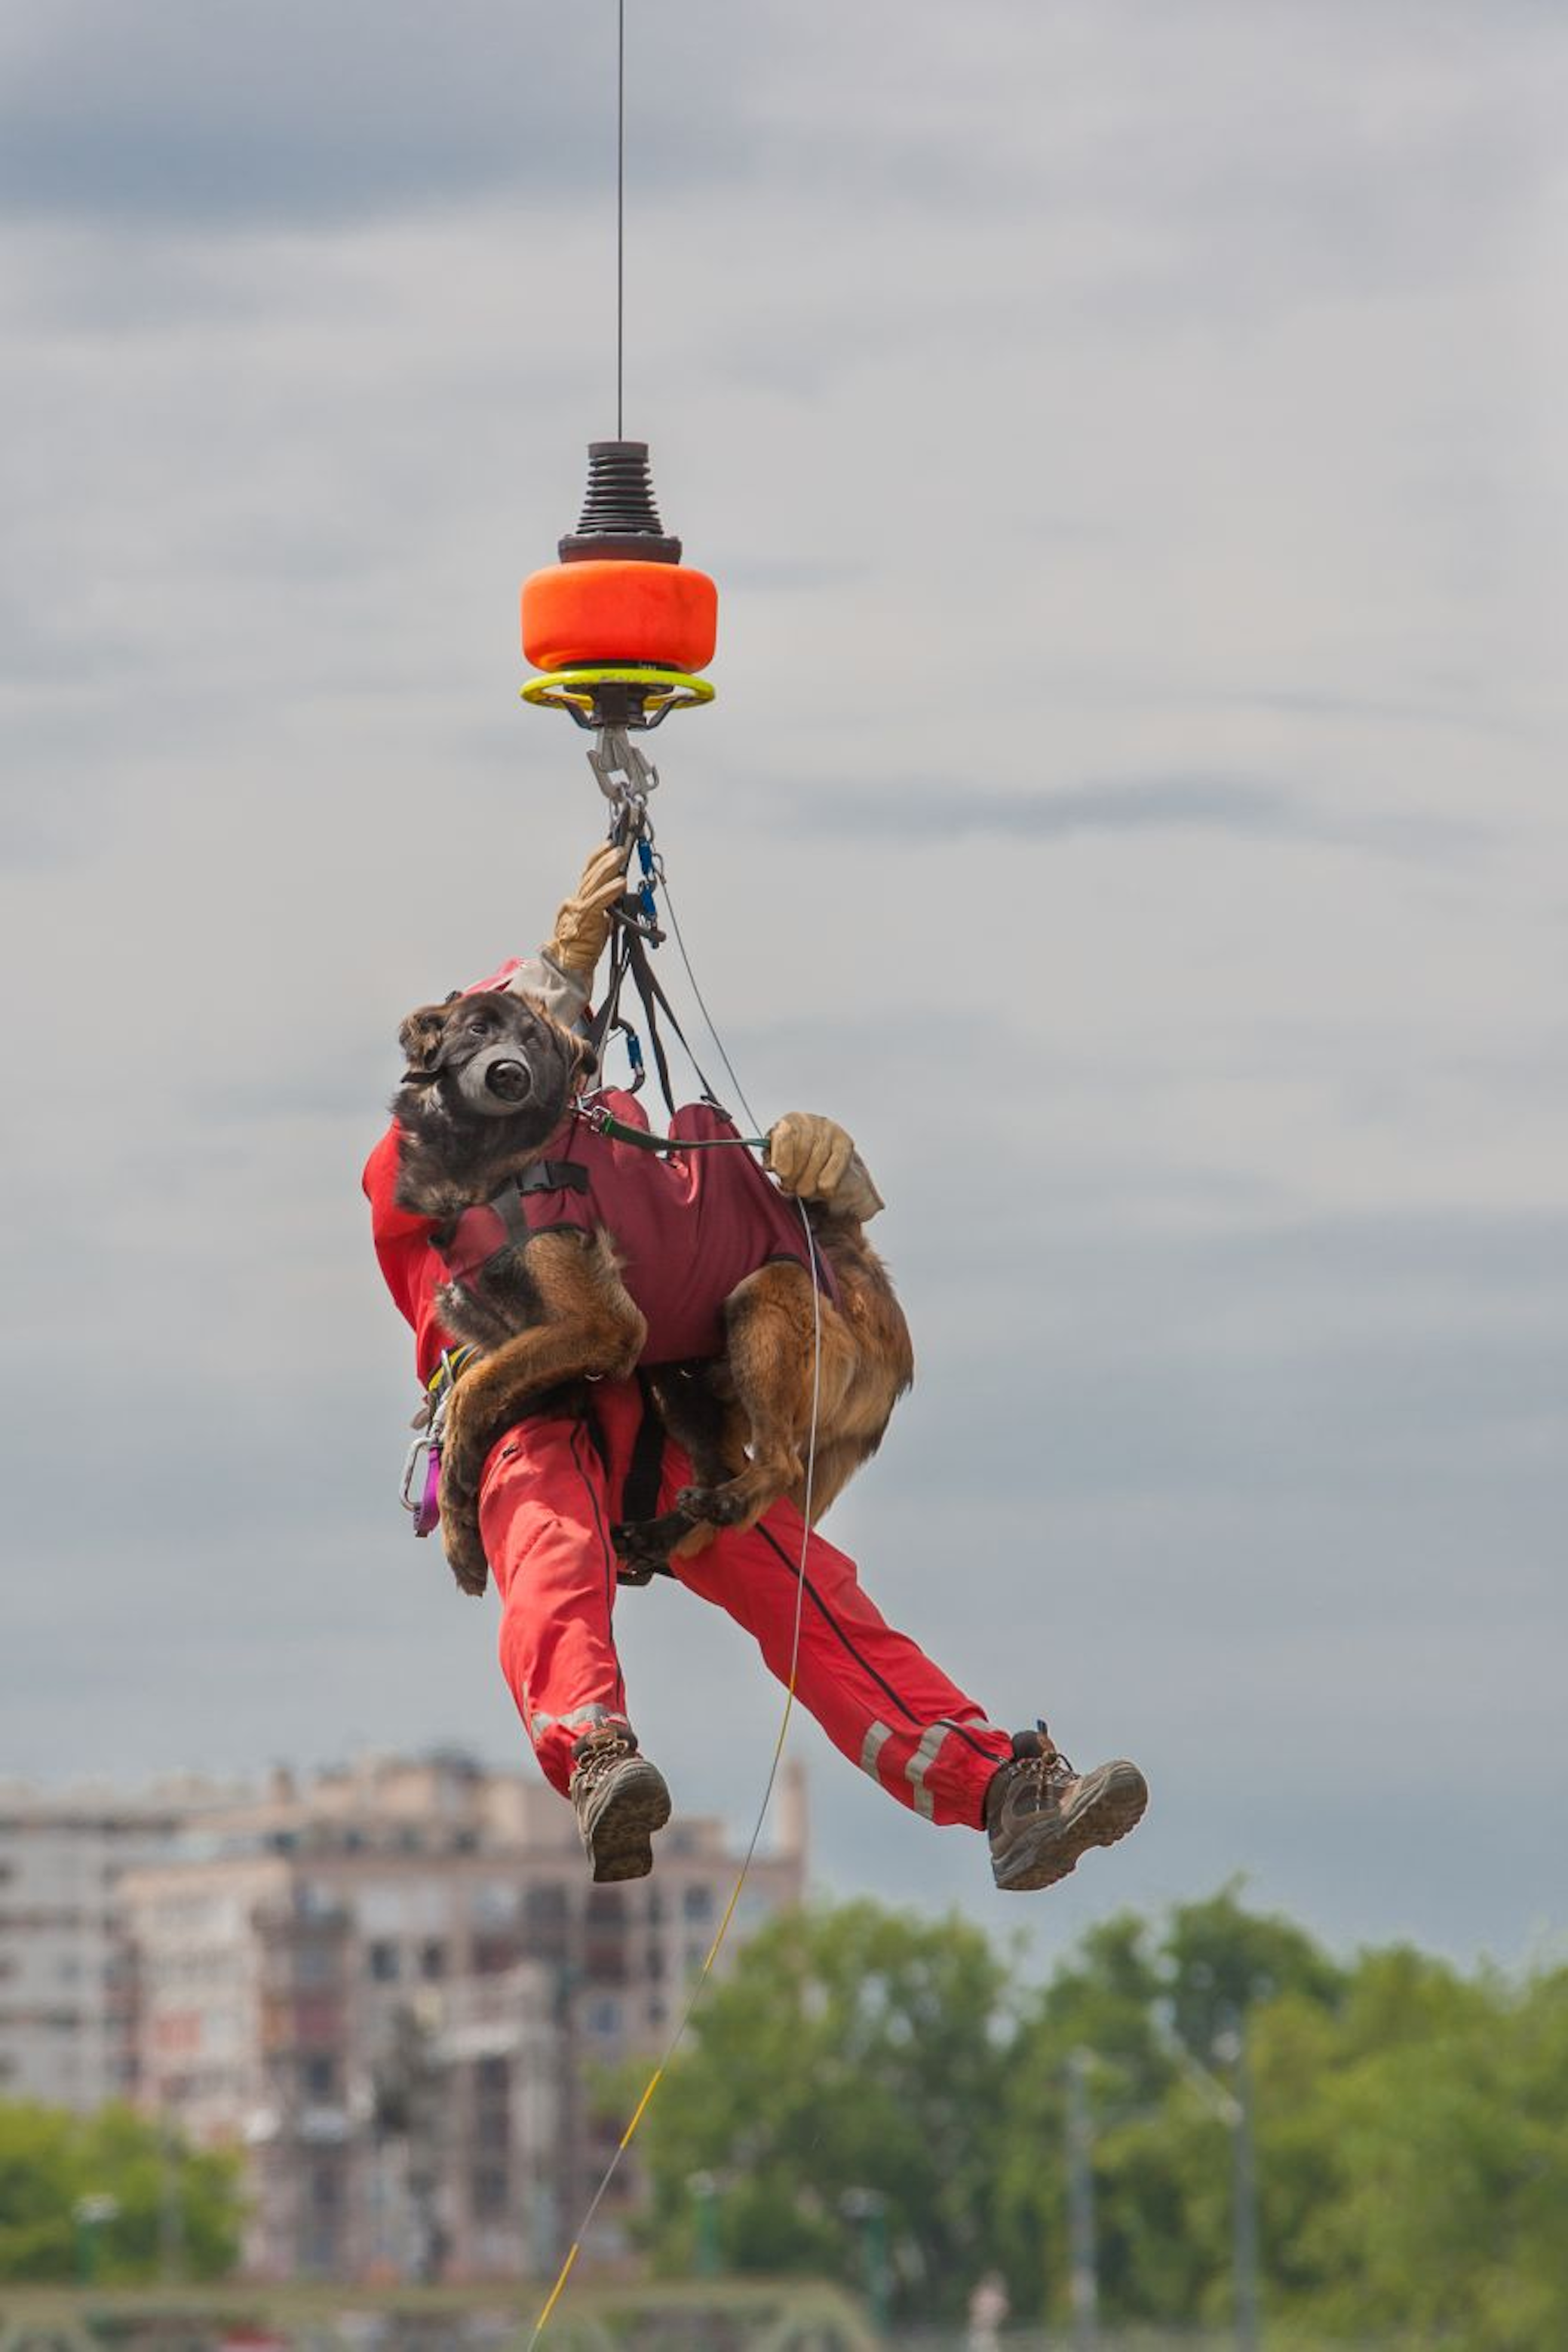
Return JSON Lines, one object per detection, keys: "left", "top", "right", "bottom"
{"left": 520, "top": 665, "right": 716, "bottom": 721}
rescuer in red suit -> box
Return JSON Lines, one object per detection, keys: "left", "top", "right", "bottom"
{"left": 364, "top": 843, "right": 1147, "bottom": 1888}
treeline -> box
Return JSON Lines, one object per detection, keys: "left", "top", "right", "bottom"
{"left": 0, "top": 2105, "right": 240, "bottom": 2281}
{"left": 637, "top": 1888, "right": 1568, "bottom": 2347}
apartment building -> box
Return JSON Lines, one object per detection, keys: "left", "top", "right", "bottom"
{"left": 0, "top": 1783, "right": 201, "bottom": 2110}
{"left": 120, "top": 1751, "right": 807, "bottom": 2279}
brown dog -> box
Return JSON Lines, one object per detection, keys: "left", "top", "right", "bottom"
{"left": 392, "top": 989, "right": 914, "bottom": 1595}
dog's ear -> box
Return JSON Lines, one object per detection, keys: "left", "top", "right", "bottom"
{"left": 398, "top": 994, "right": 461, "bottom": 1082}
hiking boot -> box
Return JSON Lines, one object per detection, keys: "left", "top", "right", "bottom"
{"left": 569, "top": 1727, "right": 672, "bottom": 1884}
{"left": 985, "top": 1725, "right": 1147, "bottom": 1892}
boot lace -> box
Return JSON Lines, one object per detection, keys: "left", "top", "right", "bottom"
{"left": 1011, "top": 1727, "right": 1076, "bottom": 1804}
{"left": 572, "top": 1729, "right": 634, "bottom": 1796}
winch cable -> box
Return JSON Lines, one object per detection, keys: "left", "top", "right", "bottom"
{"left": 615, "top": 0, "right": 626, "bottom": 440}
{"left": 525, "top": 8, "right": 821, "bottom": 2331}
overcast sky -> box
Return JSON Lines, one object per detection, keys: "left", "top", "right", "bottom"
{"left": 2, "top": 1, "right": 1563, "bottom": 1973}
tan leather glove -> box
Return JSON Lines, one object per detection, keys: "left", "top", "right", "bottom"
{"left": 766, "top": 1113, "right": 886, "bottom": 1222}
{"left": 544, "top": 840, "right": 632, "bottom": 981}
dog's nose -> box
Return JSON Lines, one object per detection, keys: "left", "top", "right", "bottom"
{"left": 483, "top": 1059, "right": 532, "bottom": 1103}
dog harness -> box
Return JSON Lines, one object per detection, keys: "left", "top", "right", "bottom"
{"left": 432, "top": 1089, "right": 832, "bottom": 1364}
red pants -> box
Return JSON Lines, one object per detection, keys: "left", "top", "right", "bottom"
{"left": 477, "top": 1380, "right": 1013, "bottom": 1829}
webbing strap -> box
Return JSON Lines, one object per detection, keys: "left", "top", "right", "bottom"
{"left": 584, "top": 897, "right": 725, "bottom": 1120}
{"left": 589, "top": 1107, "right": 769, "bottom": 1155}
{"left": 516, "top": 1159, "right": 591, "bottom": 1196}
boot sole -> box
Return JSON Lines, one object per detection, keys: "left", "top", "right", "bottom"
{"left": 584, "top": 1760, "right": 673, "bottom": 1884}
{"left": 993, "top": 1759, "right": 1149, "bottom": 1893}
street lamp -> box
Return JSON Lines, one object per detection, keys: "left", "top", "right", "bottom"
{"left": 687, "top": 2169, "right": 722, "bottom": 2279}
{"left": 1172, "top": 2010, "right": 1261, "bottom": 2352}
{"left": 1211, "top": 2015, "right": 1260, "bottom": 2352}
{"left": 841, "top": 2188, "right": 891, "bottom": 2335}
{"left": 72, "top": 2193, "right": 121, "bottom": 2283}
{"left": 1065, "top": 2050, "right": 1099, "bottom": 2352}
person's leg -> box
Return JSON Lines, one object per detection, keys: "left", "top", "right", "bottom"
{"left": 658, "top": 1442, "right": 1148, "bottom": 1887}
{"left": 663, "top": 1466, "right": 1014, "bottom": 1828}
{"left": 477, "top": 1386, "right": 670, "bottom": 1880}
{"left": 479, "top": 1402, "right": 631, "bottom": 1793}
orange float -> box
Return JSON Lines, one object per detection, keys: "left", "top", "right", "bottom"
{"left": 522, "top": 555, "right": 716, "bottom": 674}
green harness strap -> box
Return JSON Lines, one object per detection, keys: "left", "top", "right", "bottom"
{"left": 584, "top": 1104, "right": 770, "bottom": 1156}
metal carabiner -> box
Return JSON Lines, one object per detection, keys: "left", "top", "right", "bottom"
{"left": 588, "top": 726, "right": 660, "bottom": 839}
{"left": 400, "top": 1434, "right": 432, "bottom": 1515}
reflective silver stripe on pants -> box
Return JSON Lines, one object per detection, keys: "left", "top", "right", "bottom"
{"left": 859, "top": 1723, "right": 894, "bottom": 1786}
{"left": 906, "top": 1722, "right": 957, "bottom": 1820}
{"left": 530, "top": 1703, "right": 624, "bottom": 1741}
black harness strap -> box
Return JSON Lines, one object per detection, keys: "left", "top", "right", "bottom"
{"left": 622, "top": 920, "right": 723, "bottom": 1113}
{"left": 621, "top": 1370, "right": 667, "bottom": 1529}
{"left": 582, "top": 896, "right": 724, "bottom": 1122}
{"left": 515, "top": 1159, "right": 591, "bottom": 1198}
{"left": 611, "top": 1372, "right": 674, "bottom": 1587}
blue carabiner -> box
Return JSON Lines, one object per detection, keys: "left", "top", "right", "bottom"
{"left": 636, "top": 835, "right": 658, "bottom": 923}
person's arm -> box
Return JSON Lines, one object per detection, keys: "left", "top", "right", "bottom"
{"left": 465, "top": 840, "right": 631, "bottom": 1021}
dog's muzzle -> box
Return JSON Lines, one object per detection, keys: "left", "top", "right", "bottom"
{"left": 454, "top": 1044, "right": 536, "bottom": 1117}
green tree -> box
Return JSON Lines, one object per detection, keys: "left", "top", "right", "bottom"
{"left": 636, "top": 1887, "right": 1568, "bottom": 2347}
{"left": 993, "top": 1887, "right": 1348, "bottom": 2329}
{"left": 1261, "top": 1951, "right": 1568, "bottom": 2350}
{"left": 0, "top": 2101, "right": 242, "bottom": 2283}
{"left": 637, "top": 1899, "right": 1013, "bottom": 2323}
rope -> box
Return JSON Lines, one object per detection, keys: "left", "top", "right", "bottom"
{"left": 527, "top": 1204, "right": 823, "bottom": 2346}
{"left": 655, "top": 860, "right": 764, "bottom": 1135}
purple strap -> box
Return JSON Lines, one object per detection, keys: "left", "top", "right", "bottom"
{"left": 414, "top": 1445, "right": 442, "bottom": 1538}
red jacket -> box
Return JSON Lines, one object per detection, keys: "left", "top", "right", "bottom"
{"left": 364, "top": 1090, "right": 818, "bottom": 1383}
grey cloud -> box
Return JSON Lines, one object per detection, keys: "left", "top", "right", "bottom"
{"left": 0, "top": 0, "right": 759, "bottom": 229}
{"left": 771, "top": 773, "right": 1485, "bottom": 858}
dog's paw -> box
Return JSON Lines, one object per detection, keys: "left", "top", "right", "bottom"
{"left": 676, "top": 1481, "right": 752, "bottom": 1530}
{"left": 612, "top": 1512, "right": 685, "bottom": 1574}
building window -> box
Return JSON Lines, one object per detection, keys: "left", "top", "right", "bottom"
{"left": 367, "top": 1942, "right": 400, "bottom": 1982}
{"left": 472, "top": 2164, "right": 510, "bottom": 2218}
{"left": 476, "top": 2102, "right": 511, "bottom": 2150}
{"left": 302, "top": 2056, "right": 337, "bottom": 2100}
{"left": 683, "top": 1884, "right": 713, "bottom": 1923}
{"left": 419, "top": 1942, "right": 446, "bottom": 1982}
{"left": 472, "top": 1935, "right": 520, "bottom": 1976}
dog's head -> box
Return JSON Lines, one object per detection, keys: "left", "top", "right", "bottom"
{"left": 393, "top": 989, "right": 594, "bottom": 1176}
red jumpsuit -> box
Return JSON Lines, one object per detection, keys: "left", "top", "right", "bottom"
{"left": 364, "top": 988, "right": 1013, "bottom": 1830}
